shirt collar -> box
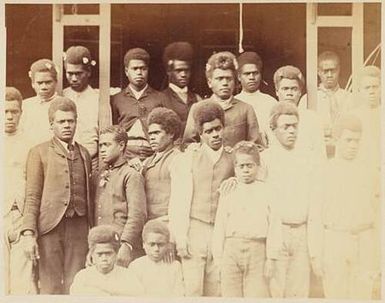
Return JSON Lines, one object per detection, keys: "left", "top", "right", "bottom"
{"left": 108, "top": 157, "right": 127, "bottom": 170}
{"left": 212, "top": 94, "right": 233, "bottom": 110}
{"left": 38, "top": 92, "right": 58, "bottom": 104}
{"left": 169, "top": 83, "right": 188, "bottom": 94}
{"left": 128, "top": 84, "right": 148, "bottom": 100}
{"left": 319, "top": 83, "right": 340, "bottom": 94}
{"left": 55, "top": 137, "right": 74, "bottom": 153}
{"left": 240, "top": 89, "right": 261, "bottom": 96}
{"left": 202, "top": 143, "right": 223, "bottom": 164}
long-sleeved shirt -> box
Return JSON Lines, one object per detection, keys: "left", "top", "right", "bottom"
{"left": 63, "top": 85, "right": 99, "bottom": 158}
{"left": 212, "top": 180, "right": 282, "bottom": 261}
{"left": 183, "top": 96, "right": 261, "bottom": 147}
{"left": 235, "top": 90, "right": 277, "bottom": 136}
{"left": 94, "top": 158, "right": 147, "bottom": 249}
{"left": 20, "top": 93, "right": 58, "bottom": 147}
{"left": 262, "top": 141, "right": 324, "bottom": 259}
{"left": 129, "top": 256, "right": 184, "bottom": 297}
{"left": 70, "top": 265, "right": 144, "bottom": 296}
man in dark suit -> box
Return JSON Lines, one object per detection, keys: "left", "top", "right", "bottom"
{"left": 21, "top": 97, "right": 93, "bottom": 294}
{"left": 161, "top": 42, "right": 201, "bottom": 135}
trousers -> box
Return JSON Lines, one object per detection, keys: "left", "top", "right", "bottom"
{"left": 181, "top": 218, "right": 220, "bottom": 296}
{"left": 322, "top": 228, "right": 376, "bottom": 299}
{"left": 38, "top": 215, "right": 88, "bottom": 294}
{"left": 270, "top": 224, "right": 310, "bottom": 298}
{"left": 221, "top": 237, "right": 269, "bottom": 297}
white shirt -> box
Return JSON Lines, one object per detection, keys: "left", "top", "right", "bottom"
{"left": 201, "top": 143, "right": 223, "bottom": 164}
{"left": 262, "top": 141, "right": 324, "bottom": 258}
{"left": 212, "top": 180, "right": 282, "bottom": 261}
{"left": 129, "top": 256, "right": 184, "bottom": 296}
{"left": 63, "top": 85, "right": 99, "bottom": 157}
{"left": 20, "top": 93, "right": 58, "bottom": 147}
{"left": 129, "top": 84, "right": 148, "bottom": 100}
{"left": 70, "top": 265, "right": 144, "bottom": 296}
{"left": 4, "top": 129, "right": 33, "bottom": 214}
{"left": 235, "top": 90, "right": 277, "bottom": 135}
{"left": 169, "top": 83, "right": 188, "bottom": 103}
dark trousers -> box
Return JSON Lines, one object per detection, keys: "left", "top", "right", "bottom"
{"left": 37, "top": 215, "right": 88, "bottom": 294}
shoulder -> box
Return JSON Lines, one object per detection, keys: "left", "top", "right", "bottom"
{"left": 261, "top": 92, "right": 278, "bottom": 104}
{"left": 111, "top": 89, "right": 127, "bottom": 102}
{"left": 128, "top": 256, "right": 147, "bottom": 270}
{"left": 233, "top": 98, "right": 254, "bottom": 112}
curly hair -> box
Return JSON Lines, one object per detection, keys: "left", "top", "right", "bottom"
{"left": 273, "top": 65, "right": 305, "bottom": 91}
{"left": 124, "top": 48, "right": 150, "bottom": 67}
{"left": 142, "top": 220, "right": 170, "bottom": 242}
{"left": 269, "top": 101, "right": 299, "bottom": 131}
{"left": 48, "top": 97, "right": 77, "bottom": 123}
{"left": 147, "top": 107, "right": 182, "bottom": 140}
{"left": 6, "top": 87, "right": 23, "bottom": 109}
{"left": 205, "top": 51, "right": 237, "bottom": 79}
{"left": 193, "top": 100, "right": 225, "bottom": 134}
{"left": 100, "top": 125, "right": 129, "bottom": 149}
{"left": 232, "top": 140, "right": 260, "bottom": 165}
{"left": 88, "top": 225, "right": 121, "bottom": 252}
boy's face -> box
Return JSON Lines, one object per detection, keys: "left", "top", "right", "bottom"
{"left": 318, "top": 59, "right": 340, "bottom": 90}
{"left": 274, "top": 114, "right": 298, "bottom": 150}
{"left": 168, "top": 60, "right": 191, "bottom": 89}
{"left": 276, "top": 78, "right": 302, "bottom": 105}
{"left": 4, "top": 100, "right": 22, "bottom": 134}
{"left": 359, "top": 75, "right": 380, "bottom": 108}
{"left": 208, "top": 68, "right": 235, "bottom": 100}
{"left": 65, "top": 63, "right": 90, "bottom": 93}
{"left": 200, "top": 118, "right": 224, "bottom": 151}
{"left": 125, "top": 59, "right": 149, "bottom": 90}
{"left": 336, "top": 129, "right": 361, "bottom": 161}
{"left": 92, "top": 243, "right": 117, "bottom": 274}
{"left": 148, "top": 123, "right": 174, "bottom": 152}
{"left": 238, "top": 63, "right": 261, "bottom": 93}
{"left": 143, "top": 232, "right": 169, "bottom": 262}
{"left": 32, "top": 71, "right": 57, "bottom": 100}
{"left": 234, "top": 153, "right": 258, "bottom": 184}
{"left": 99, "top": 133, "right": 124, "bottom": 165}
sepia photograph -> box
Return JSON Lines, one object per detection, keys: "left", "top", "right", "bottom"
{"left": 2, "top": 1, "right": 382, "bottom": 301}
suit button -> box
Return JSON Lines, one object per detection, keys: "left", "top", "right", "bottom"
{"left": 64, "top": 170, "right": 68, "bottom": 173}
{"left": 65, "top": 185, "right": 69, "bottom": 189}
{"left": 64, "top": 202, "right": 68, "bottom": 206}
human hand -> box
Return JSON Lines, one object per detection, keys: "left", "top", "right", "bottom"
{"left": 128, "top": 157, "right": 143, "bottom": 172}
{"left": 116, "top": 244, "right": 133, "bottom": 267}
{"left": 22, "top": 233, "right": 39, "bottom": 264}
{"left": 176, "top": 241, "right": 191, "bottom": 259}
{"left": 218, "top": 177, "right": 238, "bottom": 196}
{"left": 162, "top": 242, "right": 176, "bottom": 263}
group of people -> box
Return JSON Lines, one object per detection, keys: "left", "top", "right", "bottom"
{"left": 4, "top": 40, "right": 381, "bottom": 299}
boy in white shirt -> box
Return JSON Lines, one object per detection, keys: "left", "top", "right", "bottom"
{"left": 129, "top": 220, "right": 184, "bottom": 296}
{"left": 70, "top": 225, "right": 143, "bottom": 296}
{"left": 212, "top": 141, "right": 281, "bottom": 297}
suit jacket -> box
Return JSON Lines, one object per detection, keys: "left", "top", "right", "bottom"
{"left": 22, "top": 138, "right": 93, "bottom": 236}
{"left": 183, "top": 96, "right": 261, "bottom": 147}
{"left": 161, "top": 87, "right": 200, "bottom": 134}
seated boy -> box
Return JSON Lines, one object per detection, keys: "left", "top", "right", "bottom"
{"left": 70, "top": 225, "right": 144, "bottom": 296}
{"left": 212, "top": 141, "right": 281, "bottom": 297}
{"left": 129, "top": 220, "right": 184, "bottom": 296}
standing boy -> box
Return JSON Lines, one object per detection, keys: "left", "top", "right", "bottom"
{"left": 95, "top": 126, "right": 147, "bottom": 266}
{"left": 212, "top": 141, "right": 281, "bottom": 297}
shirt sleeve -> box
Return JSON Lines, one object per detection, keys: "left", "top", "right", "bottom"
{"left": 182, "top": 103, "right": 199, "bottom": 144}
{"left": 211, "top": 193, "right": 228, "bottom": 263}
{"left": 245, "top": 104, "right": 262, "bottom": 145}
{"left": 266, "top": 184, "right": 283, "bottom": 260}
{"left": 168, "top": 152, "right": 193, "bottom": 246}
{"left": 121, "top": 169, "right": 147, "bottom": 246}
